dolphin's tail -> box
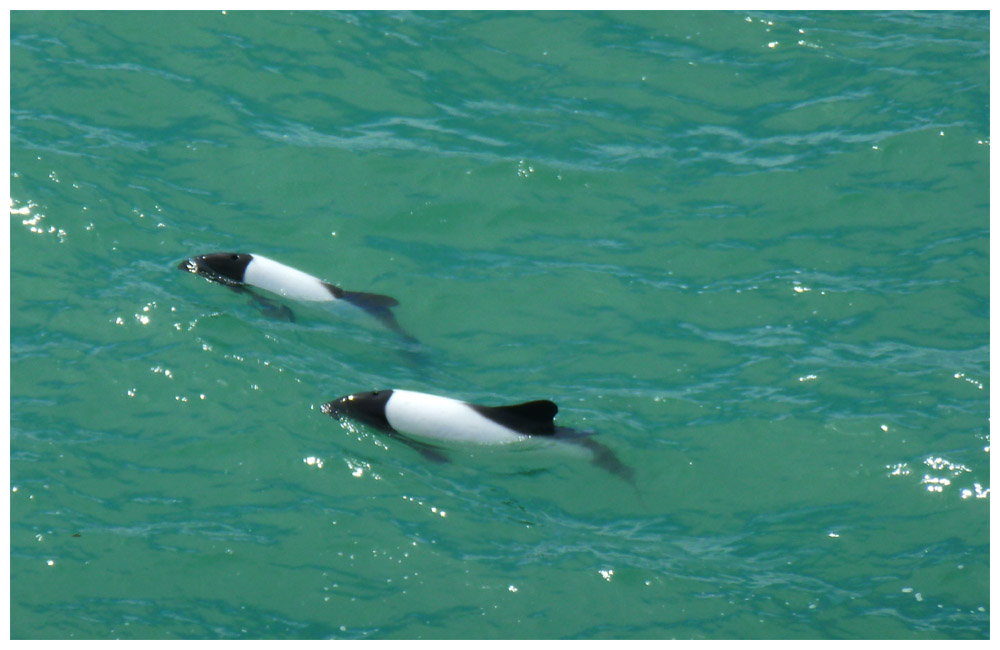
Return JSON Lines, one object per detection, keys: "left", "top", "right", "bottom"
{"left": 554, "top": 427, "right": 635, "bottom": 485}
{"left": 341, "top": 290, "right": 420, "bottom": 344}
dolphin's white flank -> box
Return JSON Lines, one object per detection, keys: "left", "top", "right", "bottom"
{"left": 241, "top": 254, "right": 341, "bottom": 301}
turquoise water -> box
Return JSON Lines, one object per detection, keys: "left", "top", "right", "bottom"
{"left": 9, "top": 10, "right": 989, "bottom": 639}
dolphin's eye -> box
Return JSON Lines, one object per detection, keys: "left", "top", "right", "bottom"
{"left": 371, "top": 391, "right": 380, "bottom": 396}
{"left": 231, "top": 254, "right": 240, "bottom": 260}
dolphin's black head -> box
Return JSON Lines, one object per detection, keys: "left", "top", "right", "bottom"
{"left": 178, "top": 252, "right": 253, "bottom": 286}
{"left": 321, "top": 390, "right": 395, "bottom": 432}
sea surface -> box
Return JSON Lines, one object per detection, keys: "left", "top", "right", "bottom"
{"left": 9, "top": 10, "right": 989, "bottom": 639}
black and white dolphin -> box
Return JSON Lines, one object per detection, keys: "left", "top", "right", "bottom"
{"left": 178, "top": 252, "right": 414, "bottom": 340}
{"left": 322, "top": 389, "right": 634, "bottom": 483}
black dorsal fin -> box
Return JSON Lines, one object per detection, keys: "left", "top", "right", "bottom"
{"left": 322, "top": 282, "right": 345, "bottom": 299}
{"left": 338, "top": 289, "right": 400, "bottom": 308}
{"left": 471, "top": 400, "right": 558, "bottom": 436}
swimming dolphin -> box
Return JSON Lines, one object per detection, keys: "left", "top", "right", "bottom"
{"left": 178, "top": 252, "right": 414, "bottom": 340}
{"left": 322, "top": 389, "right": 634, "bottom": 483}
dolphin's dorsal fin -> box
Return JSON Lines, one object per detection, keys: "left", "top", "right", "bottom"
{"left": 336, "top": 287, "right": 400, "bottom": 308}
{"left": 472, "top": 400, "right": 558, "bottom": 436}
{"left": 322, "top": 282, "right": 345, "bottom": 299}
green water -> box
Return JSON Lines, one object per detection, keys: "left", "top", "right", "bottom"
{"left": 9, "top": 10, "right": 989, "bottom": 639}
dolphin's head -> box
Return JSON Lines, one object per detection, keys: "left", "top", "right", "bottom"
{"left": 321, "top": 390, "right": 395, "bottom": 432}
{"left": 178, "top": 252, "right": 253, "bottom": 287}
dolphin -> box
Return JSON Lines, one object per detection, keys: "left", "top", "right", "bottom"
{"left": 178, "top": 252, "right": 415, "bottom": 341}
{"left": 322, "top": 388, "right": 634, "bottom": 483}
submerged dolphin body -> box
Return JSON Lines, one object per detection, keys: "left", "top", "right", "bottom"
{"left": 178, "top": 252, "right": 415, "bottom": 341}
{"left": 322, "top": 388, "right": 634, "bottom": 483}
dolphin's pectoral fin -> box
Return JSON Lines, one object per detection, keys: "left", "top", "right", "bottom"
{"left": 247, "top": 291, "right": 295, "bottom": 322}
{"left": 340, "top": 290, "right": 418, "bottom": 343}
{"left": 385, "top": 431, "right": 450, "bottom": 463}
{"left": 472, "top": 400, "right": 559, "bottom": 436}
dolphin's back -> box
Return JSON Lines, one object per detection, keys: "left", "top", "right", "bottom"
{"left": 243, "top": 254, "right": 336, "bottom": 301}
